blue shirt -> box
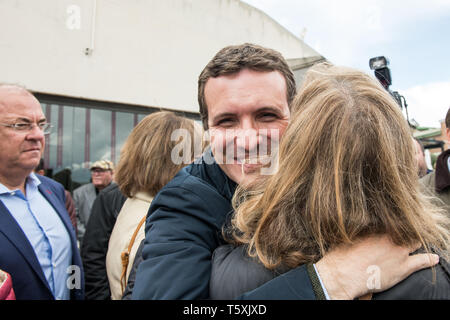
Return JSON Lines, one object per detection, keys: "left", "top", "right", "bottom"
{"left": 0, "top": 173, "right": 72, "bottom": 300}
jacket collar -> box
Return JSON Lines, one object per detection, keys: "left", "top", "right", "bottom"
{"left": 134, "top": 191, "right": 153, "bottom": 203}
{"left": 194, "top": 148, "right": 237, "bottom": 202}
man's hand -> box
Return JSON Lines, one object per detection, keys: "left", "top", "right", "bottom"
{"left": 315, "top": 235, "right": 439, "bottom": 299}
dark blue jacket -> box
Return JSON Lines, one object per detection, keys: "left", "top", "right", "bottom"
{"left": 132, "top": 151, "right": 317, "bottom": 300}
{"left": 0, "top": 175, "right": 84, "bottom": 300}
{"left": 211, "top": 244, "right": 450, "bottom": 300}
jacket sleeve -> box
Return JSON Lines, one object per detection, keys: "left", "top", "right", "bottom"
{"left": 210, "top": 244, "right": 324, "bottom": 300}
{"left": 132, "top": 182, "right": 227, "bottom": 300}
{"left": 80, "top": 186, "right": 126, "bottom": 300}
{"left": 238, "top": 264, "right": 320, "bottom": 300}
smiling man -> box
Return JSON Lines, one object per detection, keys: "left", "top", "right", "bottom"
{"left": 132, "top": 44, "right": 439, "bottom": 300}
{"left": 0, "top": 84, "right": 84, "bottom": 300}
{"left": 205, "top": 68, "right": 290, "bottom": 185}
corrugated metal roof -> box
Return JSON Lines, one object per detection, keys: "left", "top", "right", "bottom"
{"left": 286, "top": 56, "right": 327, "bottom": 70}
{"left": 413, "top": 127, "right": 442, "bottom": 139}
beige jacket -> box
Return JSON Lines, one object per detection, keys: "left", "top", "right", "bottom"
{"left": 106, "top": 192, "right": 153, "bottom": 300}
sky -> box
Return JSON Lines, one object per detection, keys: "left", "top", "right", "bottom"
{"left": 242, "top": 0, "right": 450, "bottom": 128}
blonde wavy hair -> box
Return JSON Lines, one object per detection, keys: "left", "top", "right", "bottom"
{"left": 115, "top": 111, "right": 202, "bottom": 198}
{"left": 229, "top": 63, "right": 450, "bottom": 270}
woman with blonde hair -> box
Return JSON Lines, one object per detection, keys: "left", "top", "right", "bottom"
{"left": 106, "top": 111, "right": 202, "bottom": 299}
{"left": 210, "top": 63, "right": 450, "bottom": 299}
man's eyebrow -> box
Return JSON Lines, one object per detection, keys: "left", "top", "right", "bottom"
{"left": 211, "top": 106, "right": 284, "bottom": 122}
{"left": 14, "top": 117, "right": 31, "bottom": 123}
{"left": 256, "top": 106, "right": 283, "bottom": 114}
{"left": 211, "top": 112, "right": 237, "bottom": 122}
{"left": 15, "top": 117, "right": 47, "bottom": 123}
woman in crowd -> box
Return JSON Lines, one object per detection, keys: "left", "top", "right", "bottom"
{"left": 106, "top": 111, "right": 202, "bottom": 299}
{"left": 210, "top": 63, "right": 450, "bottom": 299}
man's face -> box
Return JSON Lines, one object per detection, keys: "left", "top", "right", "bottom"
{"left": 205, "top": 69, "right": 290, "bottom": 185}
{"left": 0, "top": 88, "right": 46, "bottom": 178}
{"left": 91, "top": 168, "right": 113, "bottom": 190}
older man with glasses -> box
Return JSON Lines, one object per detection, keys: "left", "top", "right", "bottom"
{"left": 73, "top": 159, "right": 114, "bottom": 244}
{"left": 0, "top": 84, "right": 84, "bottom": 300}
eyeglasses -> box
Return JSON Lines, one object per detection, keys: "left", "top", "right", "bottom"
{"left": 0, "top": 122, "right": 53, "bottom": 134}
{"left": 91, "top": 168, "right": 110, "bottom": 174}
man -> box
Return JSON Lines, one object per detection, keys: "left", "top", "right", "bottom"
{"left": 0, "top": 84, "right": 84, "bottom": 300}
{"left": 73, "top": 159, "right": 114, "bottom": 243}
{"left": 413, "top": 138, "right": 430, "bottom": 178}
{"left": 132, "top": 44, "right": 439, "bottom": 300}
{"left": 421, "top": 107, "right": 450, "bottom": 216}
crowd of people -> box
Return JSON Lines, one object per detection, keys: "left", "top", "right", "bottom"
{"left": 0, "top": 43, "right": 449, "bottom": 300}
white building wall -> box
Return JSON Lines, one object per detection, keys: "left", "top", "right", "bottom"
{"left": 0, "top": 0, "right": 322, "bottom": 113}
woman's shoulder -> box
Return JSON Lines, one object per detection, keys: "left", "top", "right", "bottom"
{"left": 210, "top": 244, "right": 281, "bottom": 299}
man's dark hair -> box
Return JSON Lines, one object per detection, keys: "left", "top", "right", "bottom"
{"left": 197, "top": 43, "right": 296, "bottom": 130}
{"left": 446, "top": 107, "right": 450, "bottom": 129}
{"left": 36, "top": 158, "right": 45, "bottom": 172}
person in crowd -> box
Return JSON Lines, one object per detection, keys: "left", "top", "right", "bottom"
{"left": 0, "top": 269, "right": 16, "bottom": 300}
{"left": 35, "top": 158, "right": 77, "bottom": 232}
{"left": 0, "top": 84, "right": 84, "bottom": 300}
{"left": 413, "top": 138, "right": 430, "bottom": 178}
{"left": 73, "top": 159, "right": 114, "bottom": 243}
{"left": 81, "top": 182, "right": 126, "bottom": 300}
{"left": 210, "top": 64, "right": 450, "bottom": 300}
{"left": 132, "top": 43, "right": 440, "bottom": 300}
{"left": 53, "top": 168, "right": 77, "bottom": 193}
{"left": 421, "top": 107, "right": 450, "bottom": 217}
{"left": 34, "top": 158, "right": 46, "bottom": 176}
{"left": 106, "top": 111, "right": 202, "bottom": 299}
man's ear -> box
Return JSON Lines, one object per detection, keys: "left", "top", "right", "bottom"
{"left": 446, "top": 128, "right": 450, "bottom": 144}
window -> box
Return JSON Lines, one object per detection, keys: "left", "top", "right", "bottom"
{"left": 40, "top": 100, "right": 151, "bottom": 187}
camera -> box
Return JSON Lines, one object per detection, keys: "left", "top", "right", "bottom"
{"left": 369, "top": 56, "right": 392, "bottom": 89}
{"left": 369, "top": 56, "right": 411, "bottom": 126}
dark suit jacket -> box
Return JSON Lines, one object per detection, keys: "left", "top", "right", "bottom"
{"left": 0, "top": 175, "right": 85, "bottom": 300}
